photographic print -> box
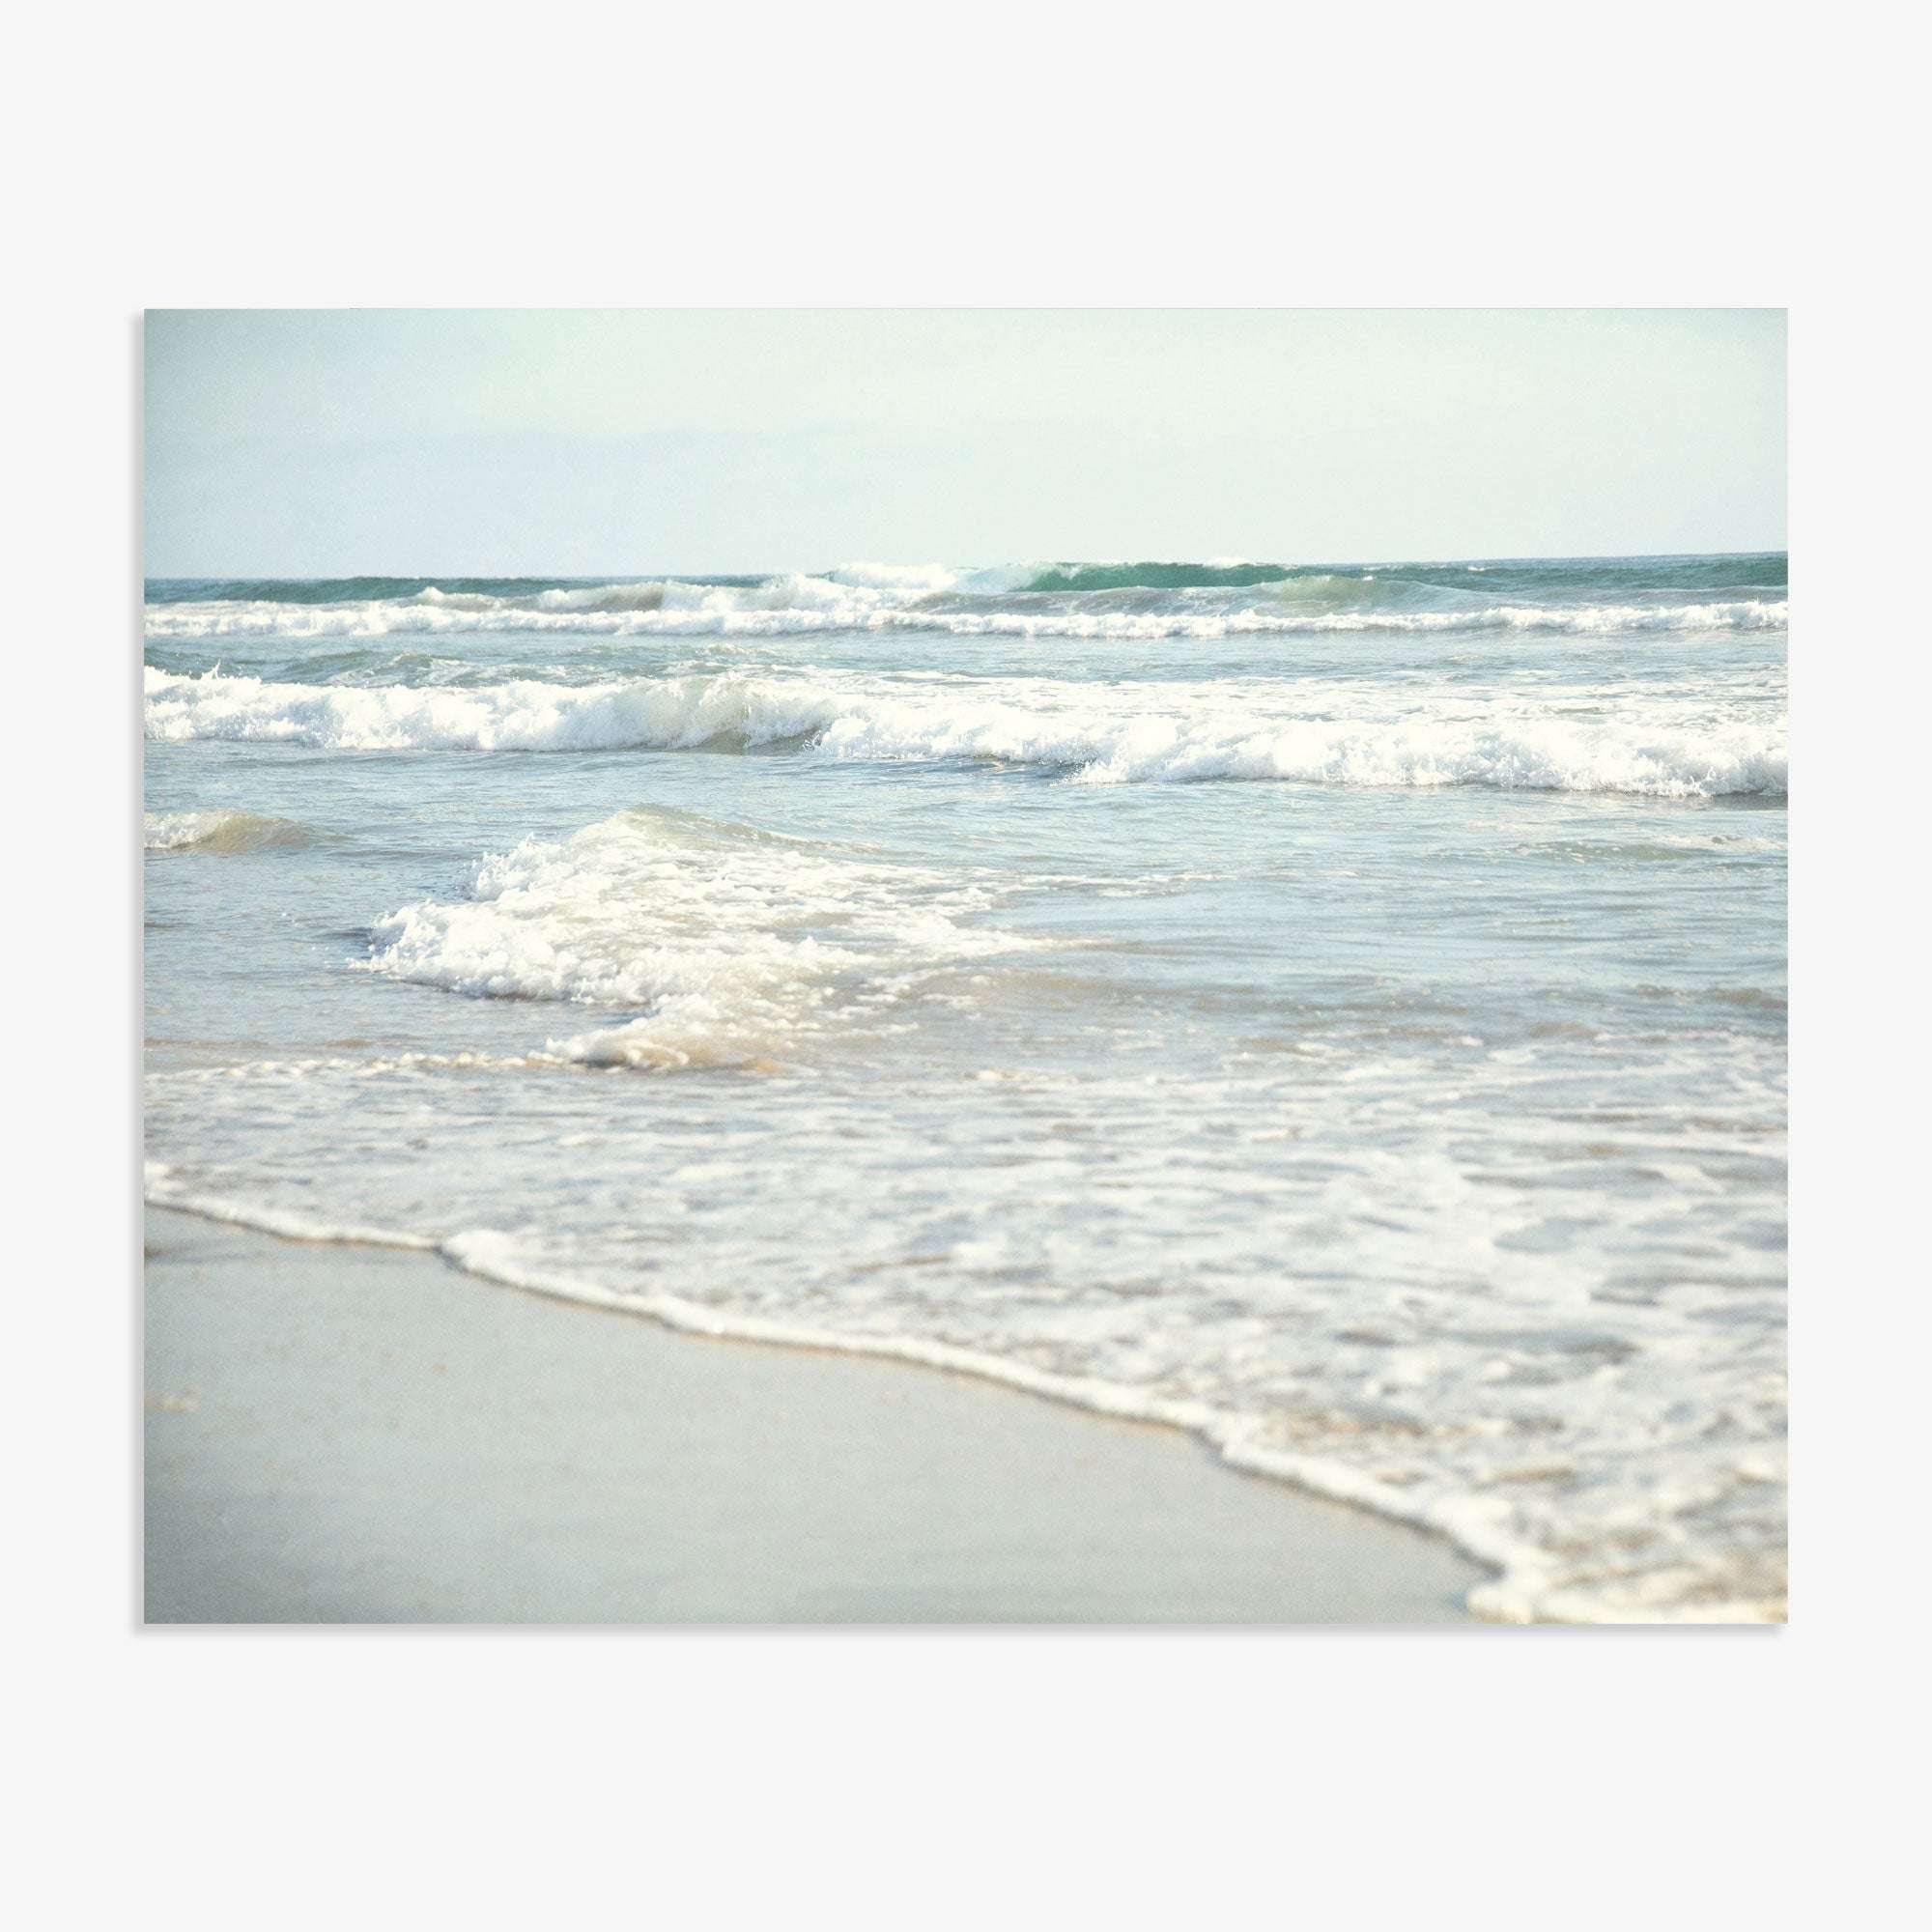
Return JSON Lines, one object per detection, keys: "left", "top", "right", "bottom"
{"left": 141, "top": 309, "right": 1787, "bottom": 1625}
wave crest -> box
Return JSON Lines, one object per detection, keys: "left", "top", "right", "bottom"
{"left": 144, "top": 809, "right": 311, "bottom": 853}
{"left": 147, "top": 667, "right": 1788, "bottom": 797}
{"left": 142, "top": 562, "right": 1788, "bottom": 642}
{"left": 361, "top": 807, "right": 1025, "bottom": 1070}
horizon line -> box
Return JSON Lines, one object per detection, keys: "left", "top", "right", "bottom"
{"left": 144, "top": 546, "right": 1790, "bottom": 582}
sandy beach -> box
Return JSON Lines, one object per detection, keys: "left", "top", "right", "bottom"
{"left": 144, "top": 1206, "right": 1484, "bottom": 1623}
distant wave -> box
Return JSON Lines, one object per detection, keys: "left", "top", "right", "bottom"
{"left": 146, "top": 667, "right": 1787, "bottom": 797}
{"left": 143, "top": 557, "right": 1788, "bottom": 642}
{"left": 145, "top": 586, "right": 1787, "bottom": 642}
{"left": 145, "top": 554, "right": 1788, "bottom": 609}
{"left": 1018, "top": 560, "right": 1297, "bottom": 592}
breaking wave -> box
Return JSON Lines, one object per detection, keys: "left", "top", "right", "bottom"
{"left": 144, "top": 809, "right": 312, "bottom": 853}
{"left": 1019, "top": 560, "right": 1297, "bottom": 592}
{"left": 147, "top": 666, "right": 1787, "bottom": 797}
{"left": 361, "top": 807, "right": 1026, "bottom": 1069}
{"left": 143, "top": 560, "right": 1787, "bottom": 642}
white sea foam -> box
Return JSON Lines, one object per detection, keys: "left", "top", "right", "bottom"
{"left": 144, "top": 578, "right": 1787, "bottom": 641}
{"left": 824, "top": 560, "right": 962, "bottom": 590}
{"left": 816, "top": 560, "right": 1052, "bottom": 595}
{"left": 362, "top": 807, "right": 1026, "bottom": 1067}
{"left": 144, "top": 555, "right": 1789, "bottom": 1625}
{"left": 143, "top": 1156, "right": 1784, "bottom": 1627}
{"left": 145, "top": 1163, "right": 440, "bottom": 1250}
{"left": 1062, "top": 715, "right": 1787, "bottom": 795}
{"left": 147, "top": 666, "right": 1787, "bottom": 796}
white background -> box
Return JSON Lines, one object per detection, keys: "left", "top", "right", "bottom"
{"left": 5, "top": 4, "right": 1925, "bottom": 1926}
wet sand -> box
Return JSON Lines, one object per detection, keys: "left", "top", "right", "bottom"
{"left": 144, "top": 1206, "right": 1484, "bottom": 1624}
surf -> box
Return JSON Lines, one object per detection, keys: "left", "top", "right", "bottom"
{"left": 144, "top": 665, "right": 1789, "bottom": 797}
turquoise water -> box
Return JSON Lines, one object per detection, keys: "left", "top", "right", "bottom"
{"left": 144, "top": 554, "right": 1788, "bottom": 1621}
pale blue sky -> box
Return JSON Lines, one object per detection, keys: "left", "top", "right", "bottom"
{"left": 144, "top": 310, "right": 1785, "bottom": 576}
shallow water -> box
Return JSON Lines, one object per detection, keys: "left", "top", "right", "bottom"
{"left": 144, "top": 554, "right": 1788, "bottom": 1621}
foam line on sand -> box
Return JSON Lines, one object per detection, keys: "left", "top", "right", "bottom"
{"left": 143, "top": 1208, "right": 1484, "bottom": 1625}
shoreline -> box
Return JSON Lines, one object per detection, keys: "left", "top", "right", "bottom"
{"left": 144, "top": 1204, "right": 1487, "bottom": 1624}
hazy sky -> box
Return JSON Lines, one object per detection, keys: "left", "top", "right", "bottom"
{"left": 144, "top": 310, "right": 1785, "bottom": 576}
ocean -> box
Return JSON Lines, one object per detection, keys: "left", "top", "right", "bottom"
{"left": 142, "top": 553, "right": 1788, "bottom": 1621}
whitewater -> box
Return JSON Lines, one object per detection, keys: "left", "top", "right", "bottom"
{"left": 143, "top": 554, "right": 1788, "bottom": 1621}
